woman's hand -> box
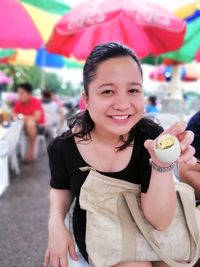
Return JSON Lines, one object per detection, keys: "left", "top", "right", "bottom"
{"left": 144, "top": 121, "right": 197, "bottom": 167}
{"left": 44, "top": 216, "right": 78, "bottom": 267}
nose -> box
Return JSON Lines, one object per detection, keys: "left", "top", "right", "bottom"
{"left": 112, "top": 94, "right": 131, "bottom": 111}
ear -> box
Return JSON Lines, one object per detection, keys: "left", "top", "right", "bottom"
{"left": 82, "top": 91, "right": 88, "bottom": 108}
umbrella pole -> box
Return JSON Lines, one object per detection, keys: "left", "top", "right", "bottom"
{"left": 167, "top": 65, "right": 183, "bottom": 100}
{"left": 40, "top": 69, "right": 45, "bottom": 90}
{"left": 161, "top": 65, "right": 187, "bottom": 117}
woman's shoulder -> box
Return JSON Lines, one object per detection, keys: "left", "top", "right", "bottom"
{"left": 47, "top": 130, "right": 75, "bottom": 154}
{"left": 136, "top": 117, "right": 163, "bottom": 140}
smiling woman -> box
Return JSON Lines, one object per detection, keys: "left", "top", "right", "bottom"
{"left": 44, "top": 42, "right": 197, "bottom": 267}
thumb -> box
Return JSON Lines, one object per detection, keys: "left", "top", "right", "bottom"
{"left": 68, "top": 242, "right": 78, "bottom": 261}
{"left": 144, "top": 139, "right": 154, "bottom": 152}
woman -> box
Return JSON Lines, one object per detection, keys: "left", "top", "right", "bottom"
{"left": 44, "top": 42, "right": 196, "bottom": 267}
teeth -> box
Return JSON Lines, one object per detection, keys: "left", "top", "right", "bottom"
{"left": 111, "top": 115, "right": 129, "bottom": 120}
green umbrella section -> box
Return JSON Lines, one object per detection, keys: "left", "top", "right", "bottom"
{"left": 20, "top": 0, "right": 71, "bottom": 15}
{"left": 0, "top": 49, "right": 14, "bottom": 59}
{"left": 64, "top": 58, "right": 84, "bottom": 69}
{"left": 159, "top": 14, "right": 200, "bottom": 63}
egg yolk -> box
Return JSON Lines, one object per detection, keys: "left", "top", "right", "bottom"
{"left": 156, "top": 135, "right": 175, "bottom": 150}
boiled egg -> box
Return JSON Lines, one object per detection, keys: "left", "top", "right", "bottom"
{"left": 154, "top": 134, "right": 181, "bottom": 164}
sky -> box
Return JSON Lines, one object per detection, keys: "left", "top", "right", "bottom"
{"left": 65, "top": 0, "right": 196, "bottom": 11}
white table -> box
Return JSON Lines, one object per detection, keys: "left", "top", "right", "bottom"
{"left": 0, "top": 127, "right": 8, "bottom": 140}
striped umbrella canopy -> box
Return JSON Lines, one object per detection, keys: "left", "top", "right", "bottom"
{"left": 3, "top": 48, "right": 83, "bottom": 69}
{"left": 20, "top": 0, "right": 71, "bottom": 15}
{"left": 160, "top": 1, "right": 200, "bottom": 63}
{"left": 0, "top": 1, "right": 73, "bottom": 69}
{"left": 0, "top": 0, "right": 43, "bottom": 49}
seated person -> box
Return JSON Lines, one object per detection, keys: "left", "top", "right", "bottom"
{"left": 41, "top": 90, "right": 61, "bottom": 135}
{"left": 12, "top": 82, "right": 45, "bottom": 162}
{"left": 179, "top": 110, "right": 200, "bottom": 201}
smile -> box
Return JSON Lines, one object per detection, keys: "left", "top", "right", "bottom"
{"left": 109, "top": 115, "right": 130, "bottom": 120}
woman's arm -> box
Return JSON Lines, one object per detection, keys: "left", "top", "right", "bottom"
{"left": 44, "top": 189, "right": 78, "bottom": 267}
{"left": 141, "top": 121, "right": 196, "bottom": 231}
{"left": 49, "top": 188, "right": 72, "bottom": 219}
{"left": 141, "top": 169, "right": 176, "bottom": 231}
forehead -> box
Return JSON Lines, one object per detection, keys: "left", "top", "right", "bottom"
{"left": 18, "top": 87, "right": 28, "bottom": 94}
{"left": 95, "top": 56, "right": 141, "bottom": 78}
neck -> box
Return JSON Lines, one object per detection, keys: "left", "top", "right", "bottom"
{"left": 91, "top": 127, "right": 126, "bottom": 146}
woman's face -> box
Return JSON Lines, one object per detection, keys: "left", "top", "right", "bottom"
{"left": 85, "top": 56, "right": 144, "bottom": 137}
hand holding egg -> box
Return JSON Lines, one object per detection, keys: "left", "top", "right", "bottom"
{"left": 144, "top": 121, "right": 197, "bottom": 167}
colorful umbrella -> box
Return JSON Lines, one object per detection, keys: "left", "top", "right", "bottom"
{"left": 5, "top": 48, "right": 83, "bottom": 69}
{"left": 149, "top": 63, "right": 200, "bottom": 82}
{"left": 21, "top": 2, "right": 63, "bottom": 42}
{"left": 160, "top": 5, "right": 200, "bottom": 62}
{"left": 0, "top": 49, "right": 14, "bottom": 59}
{"left": 20, "top": 0, "right": 71, "bottom": 15}
{"left": 46, "top": 0, "right": 186, "bottom": 59}
{"left": 0, "top": 0, "right": 43, "bottom": 49}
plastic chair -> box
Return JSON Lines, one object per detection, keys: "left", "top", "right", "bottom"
{"left": 18, "top": 131, "right": 47, "bottom": 160}
{"left": 6, "top": 120, "right": 24, "bottom": 175}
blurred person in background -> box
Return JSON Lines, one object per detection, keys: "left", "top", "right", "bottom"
{"left": 41, "top": 90, "right": 61, "bottom": 138}
{"left": 50, "top": 89, "right": 65, "bottom": 129}
{"left": 12, "top": 82, "right": 45, "bottom": 163}
{"left": 145, "top": 95, "right": 159, "bottom": 113}
{"left": 179, "top": 110, "right": 200, "bottom": 201}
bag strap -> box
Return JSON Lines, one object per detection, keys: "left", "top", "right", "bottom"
{"left": 123, "top": 191, "right": 200, "bottom": 267}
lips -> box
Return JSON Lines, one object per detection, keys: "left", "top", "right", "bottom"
{"left": 109, "top": 115, "right": 130, "bottom": 120}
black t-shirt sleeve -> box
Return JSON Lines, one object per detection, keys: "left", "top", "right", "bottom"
{"left": 138, "top": 119, "right": 164, "bottom": 193}
{"left": 48, "top": 137, "right": 71, "bottom": 190}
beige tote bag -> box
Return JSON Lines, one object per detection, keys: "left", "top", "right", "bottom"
{"left": 79, "top": 167, "right": 200, "bottom": 267}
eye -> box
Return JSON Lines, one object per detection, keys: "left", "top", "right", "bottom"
{"left": 129, "top": 89, "right": 141, "bottom": 94}
{"left": 101, "top": 89, "right": 114, "bottom": 95}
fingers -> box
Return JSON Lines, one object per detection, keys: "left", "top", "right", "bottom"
{"left": 68, "top": 242, "right": 78, "bottom": 261}
{"left": 179, "top": 145, "right": 197, "bottom": 166}
{"left": 44, "top": 249, "right": 69, "bottom": 267}
{"left": 51, "top": 255, "right": 60, "bottom": 267}
{"left": 164, "top": 121, "right": 186, "bottom": 136}
{"left": 144, "top": 139, "right": 154, "bottom": 151}
{"left": 44, "top": 249, "right": 50, "bottom": 267}
{"left": 177, "top": 130, "right": 194, "bottom": 150}
{"left": 60, "top": 256, "right": 68, "bottom": 267}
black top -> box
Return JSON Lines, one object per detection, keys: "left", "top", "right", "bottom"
{"left": 48, "top": 118, "right": 163, "bottom": 261}
{"left": 186, "top": 111, "right": 200, "bottom": 159}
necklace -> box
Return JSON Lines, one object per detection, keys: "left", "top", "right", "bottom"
{"left": 90, "top": 133, "right": 120, "bottom": 172}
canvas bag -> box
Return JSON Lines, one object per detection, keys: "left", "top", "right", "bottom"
{"left": 79, "top": 167, "right": 200, "bottom": 267}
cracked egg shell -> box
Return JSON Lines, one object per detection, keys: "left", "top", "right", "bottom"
{"left": 154, "top": 134, "right": 181, "bottom": 164}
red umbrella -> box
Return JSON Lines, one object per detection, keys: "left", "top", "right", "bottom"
{"left": 195, "top": 48, "right": 200, "bottom": 62}
{"left": 0, "top": 0, "right": 43, "bottom": 49}
{"left": 47, "top": 0, "right": 186, "bottom": 59}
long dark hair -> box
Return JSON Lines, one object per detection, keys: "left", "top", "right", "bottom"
{"left": 64, "top": 42, "right": 143, "bottom": 151}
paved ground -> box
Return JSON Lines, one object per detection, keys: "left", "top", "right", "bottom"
{"left": 0, "top": 153, "right": 50, "bottom": 267}
{"left": 1, "top": 152, "right": 200, "bottom": 267}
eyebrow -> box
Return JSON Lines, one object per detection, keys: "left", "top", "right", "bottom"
{"left": 98, "top": 82, "right": 142, "bottom": 89}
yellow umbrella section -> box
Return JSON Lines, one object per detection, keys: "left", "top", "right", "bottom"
{"left": 22, "top": 3, "right": 61, "bottom": 42}
{"left": 8, "top": 49, "right": 36, "bottom": 66}
{"left": 173, "top": 0, "right": 199, "bottom": 19}
{"left": 7, "top": 3, "right": 61, "bottom": 66}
